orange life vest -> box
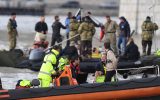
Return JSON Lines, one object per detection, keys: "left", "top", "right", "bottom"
{"left": 54, "top": 66, "right": 78, "bottom": 86}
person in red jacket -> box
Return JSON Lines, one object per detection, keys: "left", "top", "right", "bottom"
{"left": 69, "top": 56, "right": 80, "bottom": 79}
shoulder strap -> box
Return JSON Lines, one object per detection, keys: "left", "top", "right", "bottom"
{"left": 105, "top": 49, "right": 113, "bottom": 63}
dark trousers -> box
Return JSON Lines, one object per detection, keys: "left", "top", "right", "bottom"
{"left": 104, "top": 70, "right": 116, "bottom": 82}
{"left": 80, "top": 40, "right": 92, "bottom": 56}
{"left": 66, "top": 33, "right": 70, "bottom": 47}
{"left": 142, "top": 40, "right": 152, "bottom": 55}
{"left": 51, "top": 35, "right": 62, "bottom": 46}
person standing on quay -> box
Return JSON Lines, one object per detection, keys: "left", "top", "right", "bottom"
{"left": 65, "top": 12, "right": 73, "bottom": 46}
{"left": 7, "top": 12, "right": 18, "bottom": 51}
{"left": 35, "top": 16, "right": 48, "bottom": 42}
{"left": 104, "top": 15, "right": 119, "bottom": 55}
{"left": 141, "top": 16, "right": 158, "bottom": 55}
{"left": 51, "top": 15, "right": 66, "bottom": 46}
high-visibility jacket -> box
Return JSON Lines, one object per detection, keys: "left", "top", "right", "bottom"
{"left": 96, "top": 65, "right": 116, "bottom": 83}
{"left": 155, "top": 49, "right": 160, "bottom": 56}
{"left": 96, "top": 65, "right": 106, "bottom": 83}
{"left": 38, "top": 49, "right": 59, "bottom": 82}
{"left": 16, "top": 80, "right": 31, "bottom": 89}
{"left": 20, "top": 80, "right": 31, "bottom": 87}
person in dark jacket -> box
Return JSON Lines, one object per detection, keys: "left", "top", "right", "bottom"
{"left": 60, "top": 41, "right": 78, "bottom": 60}
{"left": 51, "top": 15, "right": 66, "bottom": 46}
{"left": 119, "top": 38, "right": 140, "bottom": 61}
{"left": 70, "top": 56, "right": 80, "bottom": 79}
{"left": 35, "top": 16, "right": 48, "bottom": 41}
{"left": 118, "top": 16, "right": 131, "bottom": 56}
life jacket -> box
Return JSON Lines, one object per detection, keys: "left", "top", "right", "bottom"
{"left": 96, "top": 65, "right": 106, "bottom": 83}
{"left": 96, "top": 62, "right": 116, "bottom": 83}
{"left": 54, "top": 66, "right": 78, "bottom": 86}
{"left": 92, "top": 48, "right": 101, "bottom": 58}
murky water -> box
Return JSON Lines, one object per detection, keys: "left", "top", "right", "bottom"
{"left": 0, "top": 67, "right": 38, "bottom": 89}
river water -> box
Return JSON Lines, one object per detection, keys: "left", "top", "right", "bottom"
{"left": 0, "top": 15, "right": 160, "bottom": 89}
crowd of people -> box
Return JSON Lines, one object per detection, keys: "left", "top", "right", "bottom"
{"left": 7, "top": 11, "right": 159, "bottom": 88}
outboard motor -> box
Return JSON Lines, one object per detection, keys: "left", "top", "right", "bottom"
{"left": 29, "top": 48, "right": 45, "bottom": 61}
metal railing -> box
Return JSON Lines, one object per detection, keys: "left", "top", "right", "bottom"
{"left": 115, "top": 65, "right": 160, "bottom": 81}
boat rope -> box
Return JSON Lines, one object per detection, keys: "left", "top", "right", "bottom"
{"left": 44, "top": 34, "right": 80, "bottom": 52}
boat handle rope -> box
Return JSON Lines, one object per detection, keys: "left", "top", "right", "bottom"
{"left": 44, "top": 34, "right": 80, "bottom": 52}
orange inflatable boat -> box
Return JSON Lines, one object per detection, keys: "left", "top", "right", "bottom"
{"left": 0, "top": 76, "right": 160, "bottom": 100}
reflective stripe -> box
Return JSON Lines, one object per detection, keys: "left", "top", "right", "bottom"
{"left": 39, "top": 71, "right": 51, "bottom": 76}
{"left": 43, "top": 60, "right": 53, "bottom": 64}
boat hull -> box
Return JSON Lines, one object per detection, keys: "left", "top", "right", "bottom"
{"left": 22, "top": 86, "right": 160, "bottom": 100}
{"left": 2, "top": 76, "right": 160, "bottom": 100}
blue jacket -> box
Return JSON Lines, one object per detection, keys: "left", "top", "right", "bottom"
{"left": 65, "top": 17, "right": 70, "bottom": 34}
{"left": 119, "top": 17, "right": 130, "bottom": 37}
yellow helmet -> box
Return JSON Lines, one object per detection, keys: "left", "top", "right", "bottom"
{"left": 58, "top": 57, "right": 69, "bottom": 71}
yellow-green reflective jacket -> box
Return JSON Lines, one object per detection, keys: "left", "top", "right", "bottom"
{"left": 20, "top": 80, "right": 31, "bottom": 87}
{"left": 96, "top": 66, "right": 106, "bottom": 83}
{"left": 155, "top": 49, "right": 160, "bottom": 56}
{"left": 38, "top": 49, "right": 59, "bottom": 81}
{"left": 96, "top": 65, "right": 116, "bottom": 83}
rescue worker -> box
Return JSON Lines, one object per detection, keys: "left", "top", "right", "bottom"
{"left": 65, "top": 12, "right": 73, "bottom": 46}
{"left": 78, "top": 16, "right": 96, "bottom": 58}
{"left": 7, "top": 12, "right": 18, "bottom": 51}
{"left": 94, "top": 52, "right": 107, "bottom": 83}
{"left": 69, "top": 16, "right": 80, "bottom": 45}
{"left": 35, "top": 16, "right": 48, "bottom": 42}
{"left": 141, "top": 16, "right": 158, "bottom": 55}
{"left": 51, "top": 15, "right": 66, "bottom": 46}
{"left": 104, "top": 42, "right": 117, "bottom": 82}
{"left": 38, "top": 45, "right": 61, "bottom": 87}
{"left": 118, "top": 16, "right": 130, "bottom": 56}
{"left": 104, "top": 15, "right": 119, "bottom": 55}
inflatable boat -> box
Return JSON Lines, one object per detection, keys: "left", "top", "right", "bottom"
{"left": 1, "top": 49, "right": 160, "bottom": 73}
{"left": 0, "top": 76, "right": 160, "bottom": 100}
